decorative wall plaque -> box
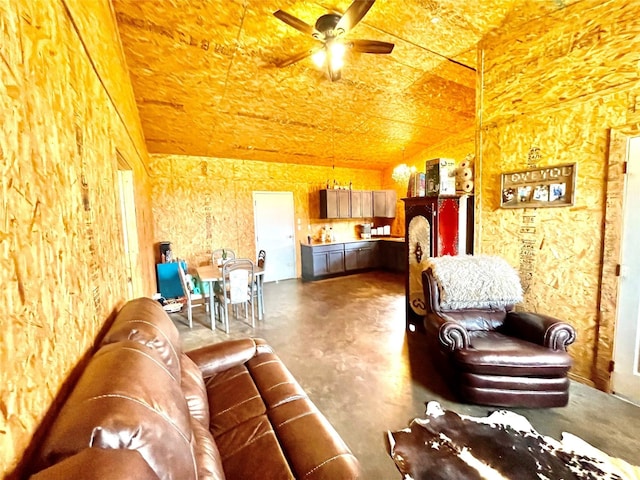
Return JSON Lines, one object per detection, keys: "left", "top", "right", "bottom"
{"left": 501, "top": 163, "right": 576, "bottom": 208}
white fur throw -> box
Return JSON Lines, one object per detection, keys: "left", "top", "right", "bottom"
{"left": 426, "top": 255, "right": 523, "bottom": 310}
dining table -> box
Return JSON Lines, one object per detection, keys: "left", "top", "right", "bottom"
{"left": 196, "top": 264, "right": 265, "bottom": 330}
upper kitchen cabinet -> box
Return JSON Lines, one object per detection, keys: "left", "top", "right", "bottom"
{"left": 350, "top": 190, "right": 373, "bottom": 218}
{"left": 373, "top": 190, "right": 397, "bottom": 218}
{"left": 319, "top": 189, "right": 393, "bottom": 219}
{"left": 320, "top": 189, "right": 351, "bottom": 219}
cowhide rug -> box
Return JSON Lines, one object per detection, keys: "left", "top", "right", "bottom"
{"left": 388, "top": 402, "right": 639, "bottom": 480}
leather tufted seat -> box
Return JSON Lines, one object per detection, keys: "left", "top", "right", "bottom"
{"left": 422, "top": 259, "right": 576, "bottom": 408}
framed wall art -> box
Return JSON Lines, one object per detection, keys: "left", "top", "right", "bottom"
{"left": 501, "top": 163, "right": 576, "bottom": 208}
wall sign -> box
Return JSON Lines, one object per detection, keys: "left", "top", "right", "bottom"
{"left": 501, "top": 163, "right": 576, "bottom": 208}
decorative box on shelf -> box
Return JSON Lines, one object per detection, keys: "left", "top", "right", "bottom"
{"left": 425, "top": 158, "right": 456, "bottom": 196}
{"left": 407, "top": 172, "right": 426, "bottom": 197}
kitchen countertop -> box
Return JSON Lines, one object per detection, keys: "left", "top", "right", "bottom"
{"left": 300, "top": 237, "right": 404, "bottom": 246}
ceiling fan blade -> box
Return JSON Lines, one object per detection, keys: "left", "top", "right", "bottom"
{"left": 276, "top": 48, "right": 319, "bottom": 68}
{"left": 335, "top": 0, "right": 375, "bottom": 33}
{"left": 349, "top": 39, "right": 394, "bottom": 54}
{"left": 273, "top": 10, "right": 315, "bottom": 36}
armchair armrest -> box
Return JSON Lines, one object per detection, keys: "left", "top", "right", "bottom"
{"left": 186, "top": 338, "right": 260, "bottom": 378}
{"left": 504, "top": 311, "right": 576, "bottom": 351}
{"left": 439, "top": 321, "right": 470, "bottom": 350}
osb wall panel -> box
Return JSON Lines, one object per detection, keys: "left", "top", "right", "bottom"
{"left": 1, "top": 0, "right": 152, "bottom": 475}
{"left": 63, "top": 0, "right": 156, "bottom": 297}
{"left": 64, "top": 0, "right": 147, "bottom": 156}
{"left": 477, "top": 0, "right": 640, "bottom": 387}
{"left": 149, "top": 154, "right": 382, "bottom": 275}
{"left": 383, "top": 126, "right": 476, "bottom": 238}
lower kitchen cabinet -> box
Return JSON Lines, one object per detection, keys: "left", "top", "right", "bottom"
{"left": 378, "top": 241, "right": 405, "bottom": 273}
{"left": 301, "top": 243, "right": 345, "bottom": 280}
{"left": 301, "top": 239, "right": 402, "bottom": 280}
{"left": 344, "top": 241, "right": 379, "bottom": 271}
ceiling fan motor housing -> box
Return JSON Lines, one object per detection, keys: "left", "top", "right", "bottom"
{"left": 313, "top": 13, "right": 342, "bottom": 39}
{"left": 273, "top": 1, "right": 394, "bottom": 77}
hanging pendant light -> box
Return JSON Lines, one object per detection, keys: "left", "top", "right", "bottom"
{"left": 392, "top": 148, "right": 415, "bottom": 183}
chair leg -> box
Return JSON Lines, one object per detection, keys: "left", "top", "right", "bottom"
{"left": 222, "top": 301, "right": 229, "bottom": 334}
{"left": 187, "top": 299, "right": 193, "bottom": 329}
{"left": 258, "top": 279, "right": 264, "bottom": 320}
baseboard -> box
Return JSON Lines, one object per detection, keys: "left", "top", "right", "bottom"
{"left": 569, "top": 372, "right": 596, "bottom": 388}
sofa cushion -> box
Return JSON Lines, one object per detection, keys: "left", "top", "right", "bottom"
{"left": 426, "top": 255, "right": 523, "bottom": 310}
{"left": 190, "top": 416, "right": 226, "bottom": 480}
{"left": 247, "top": 354, "right": 308, "bottom": 407}
{"left": 35, "top": 341, "right": 197, "bottom": 480}
{"left": 247, "top": 352, "right": 359, "bottom": 479}
{"left": 454, "top": 332, "right": 573, "bottom": 376}
{"left": 461, "top": 374, "right": 570, "bottom": 396}
{"left": 181, "top": 353, "right": 211, "bottom": 426}
{"left": 180, "top": 353, "right": 225, "bottom": 480}
{"left": 215, "top": 414, "right": 295, "bottom": 479}
{"left": 102, "top": 297, "right": 182, "bottom": 380}
{"left": 30, "top": 448, "right": 160, "bottom": 480}
{"left": 206, "top": 364, "right": 267, "bottom": 436}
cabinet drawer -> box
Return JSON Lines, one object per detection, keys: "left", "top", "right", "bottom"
{"left": 344, "top": 241, "right": 374, "bottom": 251}
{"left": 310, "top": 243, "right": 344, "bottom": 254}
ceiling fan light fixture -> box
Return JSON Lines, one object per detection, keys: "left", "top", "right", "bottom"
{"left": 329, "top": 41, "right": 346, "bottom": 59}
{"left": 312, "top": 49, "right": 326, "bottom": 67}
{"left": 273, "top": 1, "right": 394, "bottom": 80}
{"left": 330, "top": 56, "right": 344, "bottom": 71}
{"left": 328, "top": 41, "right": 346, "bottom": 70}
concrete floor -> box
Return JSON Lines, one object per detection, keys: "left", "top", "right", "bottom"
{"left": 171, "top": 271, "right": 640, "bottom": 479}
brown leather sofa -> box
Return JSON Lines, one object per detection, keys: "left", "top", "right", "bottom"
{"left": 29, "top": 297, "right": 360, "bottom": 479}
{"left": 422, "top": 267, "right": 576, "bottom": 408}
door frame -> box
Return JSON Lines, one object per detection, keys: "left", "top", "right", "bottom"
{"left": 598, "top": 125, "right": 640, "bottom": 392}
{"left": 611, "top": 134, "right": 640, "bottom": 403}
{"left": 116, "top": 152, "right": 142, "bottom": 299}
{"left": 252, "top": 191, "right": 297, "bottom": 282}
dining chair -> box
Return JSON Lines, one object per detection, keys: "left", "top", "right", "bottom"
{"left": 257, "top": 249, "right": 266, "bottom": 268}
{"left": 212, "top": 248, "right": 236, "bottom": 266}
{"left": 177, "top": 263, "right": 209, "bottom": 328}
{"left": 254, "top": 250, "right": 266, "bottom": 318}
{"left": 215, "top": 258, "right": 255, "bottom": 333}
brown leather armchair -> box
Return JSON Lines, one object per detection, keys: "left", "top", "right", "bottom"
{"left": 422, "top": 257, "right": 576, "bottom": 408}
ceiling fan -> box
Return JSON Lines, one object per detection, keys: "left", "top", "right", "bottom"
{"left": 273, "top": 0, "right": 394, "bottom": 81}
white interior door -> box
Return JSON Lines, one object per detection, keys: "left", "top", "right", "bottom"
{"left": 253, "top": 192, "right": 296, "bottom": 282}
{"left": 613, "top": 135, "right": 640, "bottom": 405}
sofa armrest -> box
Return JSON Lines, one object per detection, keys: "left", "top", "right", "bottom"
{"left": 439, "top": 321, "right": 470, "bottom": 350}
{"left": 186, "top": 338, "right": 262, "bottom": 377}
{"left": 504, "top": 311, "right": 576, "bottom": 351}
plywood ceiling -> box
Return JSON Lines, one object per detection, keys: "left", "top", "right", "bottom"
{"left": 112, "top": 0, "right": 579, "bottom": 170}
